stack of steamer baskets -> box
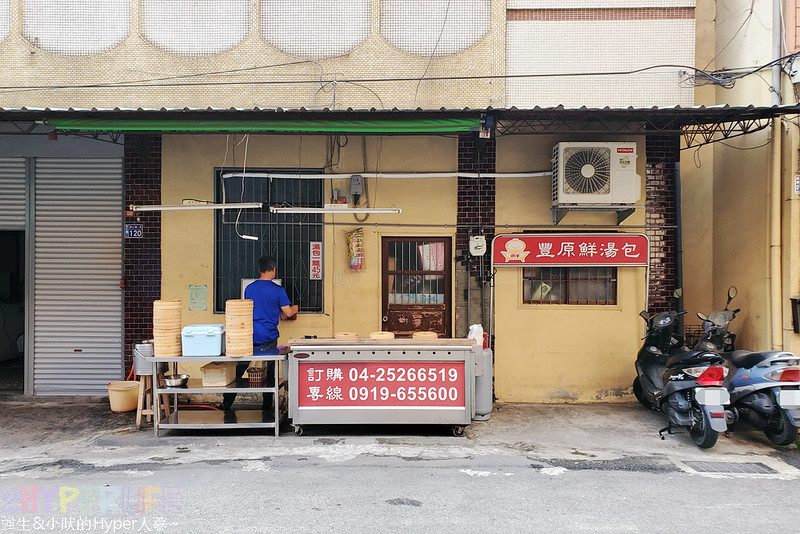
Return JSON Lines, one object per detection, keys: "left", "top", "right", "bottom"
{"left": 152, "top": 300, "right": 182, "bottom": 357}
{"left": 226, "top": 299, "right": 254, "bottom": 357}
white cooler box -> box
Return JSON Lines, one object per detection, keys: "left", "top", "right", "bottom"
{"left": 181, "top": 324, "right": 226, "bottom": 356}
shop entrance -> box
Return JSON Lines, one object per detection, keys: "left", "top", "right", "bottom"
{"left": 381, "top": 237, "right": 451, "bottom": 337}
{"left": 0, "top": 230, "right": 24, "bottom": 394}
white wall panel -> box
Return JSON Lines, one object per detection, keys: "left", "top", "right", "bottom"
{"left": 23, "top": 0, "right": 129, "bottom": 55}
{"left": 262, "top": 0, "right": 370, "bottom": 58}
{"left": 507, "top": 19, "right": 695, "bottom": 107}
{"left": 382, "top": 0, "right": 491, "bottom": 56}
{"left": 142, "top": 0, "right": 250, "bottom": 56}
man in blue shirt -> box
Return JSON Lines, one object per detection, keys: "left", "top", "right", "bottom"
{"left": 221, "top": 255, "right": 297, "bottom": 413}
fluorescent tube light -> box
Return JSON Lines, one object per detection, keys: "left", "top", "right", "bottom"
{"left": 129, "top": 202, "right": 262, "bottom": 212}
{"left": 269, "top": 206, "right": 401, "bottom": 214}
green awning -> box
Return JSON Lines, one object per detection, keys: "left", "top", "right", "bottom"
{"left": 47, "top": 118, "right": 481, "bottom": 133}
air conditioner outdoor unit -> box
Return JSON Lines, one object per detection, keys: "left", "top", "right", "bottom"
{"left": 552, "top": 142, "right": 641, "bottom": 205}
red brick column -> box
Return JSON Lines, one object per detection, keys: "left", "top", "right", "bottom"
{"left": 645, "top": 133, "right": 679, "bottom": 312}
{"left": 123, "top": 135, "right": 162, "bottom": 373}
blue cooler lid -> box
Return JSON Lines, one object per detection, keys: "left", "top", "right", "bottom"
{"left": 182, "top": 324, "right": 226, "bottom": 336}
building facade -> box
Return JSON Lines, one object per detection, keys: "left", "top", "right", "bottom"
{"left": 1, "top": 0, "right": 797, "bottom": 403}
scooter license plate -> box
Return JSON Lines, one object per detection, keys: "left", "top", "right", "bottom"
{"left": 776, "top": 389, "right": 800, "bottom": 409}
{"left": 694, "top": 387, "right": 730, "bottom": 406}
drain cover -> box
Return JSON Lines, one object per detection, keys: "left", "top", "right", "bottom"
{"left": 683, "top": 461, "right": 777, "bottom": 474}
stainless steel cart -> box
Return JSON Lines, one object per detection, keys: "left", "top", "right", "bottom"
{"left": 143, "top": 351, "right": 286, "bottom": 437}
{"left": 287, "top": 338, "right": 478, "bottom": 436}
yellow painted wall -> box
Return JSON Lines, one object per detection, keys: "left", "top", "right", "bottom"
{"left": 703, "top": 0, "right": 777, "bottom": 352}
{"left": 160, "top": 133, "right": 457, "bottom": 376}
{"left": 493, "top": 135, "right": 648, "bottom": 402}
{"left": 680, "top": 0, "right": 716, "bottom": 320}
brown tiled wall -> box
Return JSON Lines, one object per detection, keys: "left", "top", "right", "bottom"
{"left": 454, "top": 135, "right": 495, "bottom": 336}
{"left": 507, "top": 8, "right": 695, "bottom": 21}
{"left": 457, "top": 135, "right": 496, "bottom": 277}
{"left": 645, "top": 132, "right": 679, "bottom": 312}
{"left": 123, "top": 134, "right": 162, "bottom": 373}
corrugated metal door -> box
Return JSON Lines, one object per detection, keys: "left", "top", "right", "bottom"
{"left": 33, "top": 158, "right": 124, "bottom": 395}
{"left": 0, "top": 158, "right": 27, "bottom": 229}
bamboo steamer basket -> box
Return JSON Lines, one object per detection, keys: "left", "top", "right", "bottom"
{"left": 412, "top": 331, "right": 438, "bottom": 339}
{"left": 152, "top": 300, "right": 182, "bottom": 357}
{"left": 334, "top": 332, "right": 358, "bottom": 339}
{"left": 369, "top": 331, "right": 395, "bottom": 340}
{"left": 226, "top": 299, "right": 253, "bottom": 358}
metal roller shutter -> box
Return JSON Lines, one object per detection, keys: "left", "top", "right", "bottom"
{"left": 33, "top": 158, "right": 124, "bottom": 395}
{"left": 0, "top": 158, "right": 27, "bottom": 230}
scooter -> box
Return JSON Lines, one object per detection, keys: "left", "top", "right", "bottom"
{"left": 693, "top": 286, "right": 739, "bottom": 353}
{"left": 633, "top": 290, "right": 730, "bottom": 448}
{"left": 697, "top": 287, "right": 800, "bottom": 446}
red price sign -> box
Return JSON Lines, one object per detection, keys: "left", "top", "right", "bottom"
{"left": 297, "top": 361, "right": 465, "bottom": 407}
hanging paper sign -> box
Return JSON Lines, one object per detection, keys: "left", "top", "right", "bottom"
{"left": 492, "top": 234, "right": 648, "bottom": 267}
{"left": 309, "top": 241, "right": 323, "bottom": 280}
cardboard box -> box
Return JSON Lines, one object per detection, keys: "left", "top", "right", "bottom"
{"left": 201, "top": 362, "right": 237, "bottom": 387}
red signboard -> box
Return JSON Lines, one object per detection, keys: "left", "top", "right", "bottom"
{"left": 297, "top": 361, "right": 465, "bottom": 408}
{"left": 309, "top": 241, "right": 322, "bottom": 280}
{"left": 492, "top": 233, "right": 648, "bottom": 267}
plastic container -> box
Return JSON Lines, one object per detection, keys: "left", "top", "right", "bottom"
{"left": 107, "top": 381, "right": 140, "bottom": 413}
{"left": 181, "top": 324, "right": 226, "bottom": 356}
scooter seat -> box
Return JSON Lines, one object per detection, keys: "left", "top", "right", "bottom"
{"left": 666, "top": 349, "right": 723, "bottom": 368}
{"left": 730, "top": 349, "right": 775, "bottom": 369}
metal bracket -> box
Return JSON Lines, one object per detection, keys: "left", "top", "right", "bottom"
{"left": 551, "top": 204, "right": 643, "bottom": 226}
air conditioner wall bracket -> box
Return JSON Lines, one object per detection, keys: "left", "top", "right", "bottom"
{"left": 551, "top": 204, "right": 643, "bottom": 226}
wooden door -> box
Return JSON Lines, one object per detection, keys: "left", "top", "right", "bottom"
{"left": 381, "top": 237, "right": 451, "bottom": 338}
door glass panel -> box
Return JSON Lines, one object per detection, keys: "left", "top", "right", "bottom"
{"left": 387, "top": 240, "right": 445, "bottom": 305}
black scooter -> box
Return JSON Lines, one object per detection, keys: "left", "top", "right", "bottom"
{"left": 633, "top": 290, "right": 730, "bottom": 448}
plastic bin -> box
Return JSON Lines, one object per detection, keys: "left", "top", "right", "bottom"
{"left": 107, "top": 381, "right": 140, "bottom": 412}
{"left": 182, "top": 324, "right": 226, "bottom": 356}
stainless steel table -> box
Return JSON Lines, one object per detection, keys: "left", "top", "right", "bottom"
{"left": 143, "top": 350, "right": 286, "bottom": 437}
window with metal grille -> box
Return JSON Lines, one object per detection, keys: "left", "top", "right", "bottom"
{"left": 522, "top": 267, "right": 617, "bottom": 305}
{"left": 214, "top": 168, "right": 324, "bottom": 313}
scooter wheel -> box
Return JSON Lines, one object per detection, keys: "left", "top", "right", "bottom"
{"left": 689, "top": 406, "right": 719, "bottom": 449}
{"left": 632, "top": 377, "right": 655, "bottom": 410}
{"left": 764, "top": 408, "right": 798, "bottom": 446}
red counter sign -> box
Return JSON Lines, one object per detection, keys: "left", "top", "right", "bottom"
{"left": 493, "top": 234, "right": 648, "bottom": 267}
{"left": 297, "top": 361, "right": 465, "bottom": 408}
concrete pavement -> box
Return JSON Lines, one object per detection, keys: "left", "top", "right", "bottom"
{"left": 1, "top": 396, "right": 799, "bottom": 533}
{"left": 1, "top": 395, "right": 798, "bottom": 472}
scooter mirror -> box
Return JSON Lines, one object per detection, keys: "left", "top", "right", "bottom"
{"left": 673, "top": 288, "right": 683, "bottom": 299}
{"left": 728, "top": 286, "right": 738, "bottom": 299}
{"left": 639, "top": 310, "right": 649, "bottom": 320}
{"left": 697, "top": 312, "right": 708, "bottom": 321}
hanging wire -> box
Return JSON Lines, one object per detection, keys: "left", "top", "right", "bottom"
{"left": 412, "top": 0, "right": 452, "bottom": 108}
